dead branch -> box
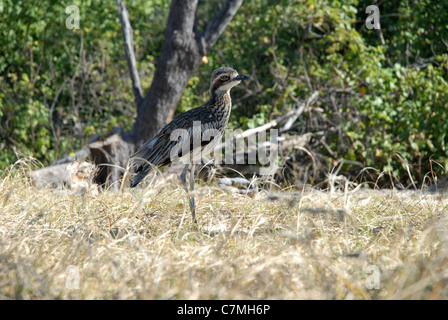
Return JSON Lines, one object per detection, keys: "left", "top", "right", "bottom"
{"left": 215, "top": 91, "right": 318, "bottom": 152}
{"left": 117, "top": 0, "right": 143, "bottom": 107}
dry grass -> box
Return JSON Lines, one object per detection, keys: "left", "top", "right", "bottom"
{"left": 1, "top": 161, "right": 448, "bottom": 300}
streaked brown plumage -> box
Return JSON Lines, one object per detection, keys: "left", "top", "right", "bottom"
{"left": 130, "top": 67, "right": 249, "bottom": 221}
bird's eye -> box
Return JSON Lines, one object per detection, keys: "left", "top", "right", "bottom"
{"left": 219, "top": 75, "right": 229, "bottom": 81}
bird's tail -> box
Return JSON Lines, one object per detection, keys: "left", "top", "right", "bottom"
{"left": 130, "top": 170, "right": 149, "bottom": 188}
{"left": 129, "top": 134, "right": 171, "bottom": 188}
{"left": 130, "top": 161, "right": 163, "bottom": 188}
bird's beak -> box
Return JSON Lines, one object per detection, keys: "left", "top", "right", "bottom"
{"left": 235, "top": 75, "right": 250, "bottom": 81}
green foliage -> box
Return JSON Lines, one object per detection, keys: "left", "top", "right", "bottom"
{"left": 1, "top": 0, "right": 447, "bottom": 184}
{"left": 347, "top": 61, "right": 448, "bottom": 179}
{"left": 0, "top": 0, "right": 168, "bottom": 168}
{"left": 196, "top": 0, "right": 448, "bottom": 183}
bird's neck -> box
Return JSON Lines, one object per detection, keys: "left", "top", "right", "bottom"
{"left": 208, "top": 90, "right": 231, "bottom": 107}
{"left": 207, "top": 90, "right": 232, "bottom": 125}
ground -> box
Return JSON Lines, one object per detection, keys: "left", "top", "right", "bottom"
{"left": 1, "top": 164, "right": 447, "bottom": 299}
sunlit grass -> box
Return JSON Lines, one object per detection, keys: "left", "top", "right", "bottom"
{"left": 1, "top": 161, "right": 447, "bottom": 299}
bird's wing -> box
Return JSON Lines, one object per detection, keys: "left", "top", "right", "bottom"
{"left": 130, "top": 107, "right": 220, "bottom": 187}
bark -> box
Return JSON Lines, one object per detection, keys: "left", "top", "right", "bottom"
{"left": 89, "top": 129, "right": 134, "bottom": 188}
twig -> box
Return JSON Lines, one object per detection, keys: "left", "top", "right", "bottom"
{"left": 201, "top": 0, "right": 244, "bottom": 52}
{"left": 117, "top": 0, "right": 143, "bottom": 107}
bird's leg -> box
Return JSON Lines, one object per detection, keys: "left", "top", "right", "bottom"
{"left": 189, "top": 164, "right": 196, "bottom": 223}
{"left": 180, "top": 163, "right": 190, "bottom": 195}
{"left": 180, "top": 163, "right": 197, "bottom": 223}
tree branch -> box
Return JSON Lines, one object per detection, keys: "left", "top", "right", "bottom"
{"left": 214, "top": 91, "right": 319, "bottom": 152}
{"left": 202, "top": 0, "right": 243, "bottom": 52}
{"left": 117, "top": 0, "right": 143, "bottom": 107}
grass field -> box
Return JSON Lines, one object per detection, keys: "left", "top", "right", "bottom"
{"left": 1, "top": 161, "right": 448, "bottom": 300}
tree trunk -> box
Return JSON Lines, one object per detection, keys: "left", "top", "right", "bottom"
{"left": 131, "top": 0, "right": 203, "bottom": 144}
{"left": 131, "top": 0, "right": 244, "bottom": 144}
{"left": 89, "top": 0, "right": 243, "bottom": 186}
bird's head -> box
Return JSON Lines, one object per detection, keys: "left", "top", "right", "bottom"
{"left": 210, "top": 67, "right": 249, "bottom": 96}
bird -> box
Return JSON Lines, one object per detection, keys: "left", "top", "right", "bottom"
{"left": 130, "top": 67, "right": 249, "bottom": 222}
